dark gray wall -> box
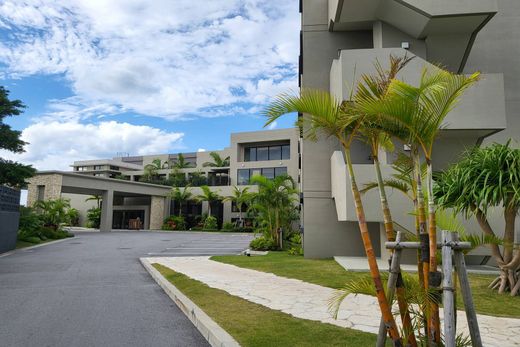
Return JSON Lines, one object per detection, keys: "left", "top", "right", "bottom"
{"left": 0, "top": 187, "right": 21, "bottom": 253}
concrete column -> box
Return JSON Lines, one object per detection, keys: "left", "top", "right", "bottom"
{"left": 100, "top": 189, "right": 114, "bottom": 232}
{"left": 150, "top": 196, "right": 166, "bottom": 230}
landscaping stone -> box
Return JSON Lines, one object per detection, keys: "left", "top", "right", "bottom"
{"left": 146, "top": 256, "right": 520, "bottom": 347}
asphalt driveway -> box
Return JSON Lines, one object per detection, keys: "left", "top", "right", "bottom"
{"left": 0, "top": 231, "right": 253, "bottom": 347}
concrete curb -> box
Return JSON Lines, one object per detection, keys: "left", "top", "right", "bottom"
{"left": 140, "top": 258, "right": 240, "bottom": 347}
{"left": 0, "top": 237, "right": 76, "bottom": 258}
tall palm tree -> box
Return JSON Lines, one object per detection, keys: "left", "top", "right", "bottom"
{"left": 172, "top": 153, "right": 193, "bottom": 169}
{"left": 169, "top": 186, "right": 193, "bottom": 217}
{"left": 359, "top": 68, "right": 480, "bottom": 344}
{"left": 264, "top": 90, "right": 403, "bottom": 346}
{"left": 224, "top": 186, "right": 252, "bottom": 226}
{"left": 202, "top": 152, "right": 230, "bottom": 167}
{"left": 196, "top": 185, "right": 221, "bottom": 217}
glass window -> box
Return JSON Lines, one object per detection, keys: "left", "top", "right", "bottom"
{"left": 281, "top": 145, "right": 290, "bottom": 160}
{"left": 269, "top": 146, "right": 281, "bottom": 160}
{"left": 257, "top": 147, "right": 268, "bottom": 161}
{"left": 275, "top": 167, "right": 287, "bottom": 177}
{"left": 245, "top": 147, "right": 256, "bottom": 162}
{"left": 237, "top": 169, "right": 250, "bottom": 185}
{"left": 262, "top": 168, "right": 275, "bottom": 179}
{"left": 250, "top": 168, "right": 262, "bottom": 178}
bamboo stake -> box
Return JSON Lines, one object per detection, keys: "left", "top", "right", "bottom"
{"left": 442, "top": 231, "right": 456, "bottom": 347}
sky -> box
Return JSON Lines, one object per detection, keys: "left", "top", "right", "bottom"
{"left": 0, "top": 0, "right": 299, "bottom": 171}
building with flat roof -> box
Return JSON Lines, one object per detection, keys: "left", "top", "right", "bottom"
{"left": 27, "top": 128, "right": 300, "bottom": 231}
{"left": 299, "top": 0, "right": 512, "bottom": 260}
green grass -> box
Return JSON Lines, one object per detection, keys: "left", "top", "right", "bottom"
{"left": 153, "top": 263, "right": 379, "bottom": 347}
{"left": 212, "top": 252, "right": 520, "bottom": 319}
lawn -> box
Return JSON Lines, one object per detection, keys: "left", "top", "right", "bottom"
{"left": 212, "top": 252, "right": 520, "bottom": 319}
{"left": 153, "top": 263, "right": 380, "bottom": 347}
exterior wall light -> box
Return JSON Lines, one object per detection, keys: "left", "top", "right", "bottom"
{"left": 401, "top": 42, "right": 410, "bottom": 50}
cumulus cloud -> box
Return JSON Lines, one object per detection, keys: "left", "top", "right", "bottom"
{"left": 0, "top": 1, "right": 299, "bottom": 120}
{"left": 0, "top": 120, "right": 184, "bottom": 170}
{"left": 197, "top": 148, "right": 206, "bottom": 152}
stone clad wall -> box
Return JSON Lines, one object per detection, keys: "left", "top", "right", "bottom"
{"left": 27, "top": 174, "right": 63, "bottom": 206}
{"left": 150, "top": 196, "right": 166, "bottom": 230}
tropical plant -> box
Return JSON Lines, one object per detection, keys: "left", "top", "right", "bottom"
{"left": 86, "top": 207, "right": 101, "bottom": 228}
{"left": 33, "top": 198, "right": 72, "bottom": 230}
{"left": 188, "top": 171, "right": 207, "bottom": 186}
{"left": 358, "top": 67, "right": 480, "bottom": 342}
{"left": 162, "top": 215, "right": 186, "bottom": 231}
{"left": 196, "top": 186, "right": 221, "bottom": 217}
{"left": 250, "top": 235, "right": 277, "bottom": 251}
{"left": 172, "top": 153, "right": 193, "bottom": 169}
{"left": 142, "top": 158, "right": 167, "bottom": 182}
{"left": 85, "top": 194, "right": 102, "bottom": 209}
{"left": 248, "top": 175, "right": 298, "bottom": 248}
{"left": 66, "top": 208, "right": 80, "bottom": 226}
{"left": 0, "top": 86, "right": 36, "bottom": 187}
{"left": 203, "top": 215, "right": 218, "bottom": 230}
{"left": 169, "top": 169, "right": 187, "bottom": 187}
{"left": 435, "top": 141, "right": 520, "bottom": 296}
{"left": 168, "top": 186, "right": 193, "bottom": 216}
{"left": 202, "top": 151, "right": 230, "bottom": 167}
{"left": 264, "top": 90, "right": 403, "bottom": 344}
{"left": 224, "top": 186, "right": 253, "bottom": 226}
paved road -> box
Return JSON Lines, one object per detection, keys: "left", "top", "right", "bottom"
{"left": 0, "top": 231, "right": 253, "bottom": 347}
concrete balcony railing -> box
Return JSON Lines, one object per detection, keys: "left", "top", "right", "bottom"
{"left": 330, "top": 48, "right": 506, "bottom": 133}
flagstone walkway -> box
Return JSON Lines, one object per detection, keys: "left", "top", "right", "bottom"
{"left": 146, "top": 256, "right": 520, "bottom": 347}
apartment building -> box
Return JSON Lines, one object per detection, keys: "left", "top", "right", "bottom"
{"left": 27, "top": 128, "right": 300, "bottom": 230}
{"left": 299, "top": 0, "right": 510, "bottom": 259}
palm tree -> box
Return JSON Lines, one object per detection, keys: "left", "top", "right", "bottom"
{"left": 224, "top": 186, "right": 252, "bottom": 226}
{"left": 196, "top": 185, "right": 221, "bottom": 217}
{"left": 143, "top": 158, "right": 167, "bottom": 181}
{"left": 33, "top": 198, "right": 72, "bottom": 230}
{"left": 169, "top": 186, "right": 193, "bottom": 217}
{"left": 85, "top": 194, "right": 102, "bottom": 209}
{"left": 359, "top": 67, "right": 480, "bottom": 344}
{"left": 263, "top": 89, "right": 403, "bottom": 345}
{"left": 172, "top": 153, "right": 193, "bottom": 169}
{"left": 202, "top": 152, "right": 230, "bottom": 167}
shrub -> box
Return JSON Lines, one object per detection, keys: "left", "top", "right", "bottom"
{"left": 19, "top": 206, "right": 43, "bottom": 232}
{"left": 40, "top": 226, "right": 73, "bottom": 240}
{"left": 203, "top": 215, "right": 218, "bottom": 230}
{"left": 286, "top": 233, "right": 303, "bottom": 256}
{"left": 24, "top": 236, "right": 42, "bottom": 244}
{"left": 222, "top": 221, "right": 234, "bottom": 231}
{"left": 66, "top": 208, "right": 80, "bottom": 226}
{"left": 162, "top": 215, "right": 187, "bottom": 231}
{"left": 250, "top": 236, "right": 277, "bottom": 251}
{"left": 86, "top": 207, "right": 101, "bottom": 228}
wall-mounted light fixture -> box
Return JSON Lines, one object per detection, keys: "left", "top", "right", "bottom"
{"left": 401, "top": 42, "right": 410, "bottom": 50}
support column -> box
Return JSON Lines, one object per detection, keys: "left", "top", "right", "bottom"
{"left": 150, "top": 196, "right": 166, "bottom": 230}
{"left": 100, "top": 189, "right": 114, "bottom": 232}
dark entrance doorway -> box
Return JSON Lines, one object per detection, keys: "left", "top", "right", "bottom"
{"left": 113, "top": 210, "right": 145, "bottom": 229}
{"left": 209, "top": 201, "right": 224, "bottom": 229}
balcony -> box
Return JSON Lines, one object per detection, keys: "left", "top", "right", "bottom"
{"left": 330, "top": 48, "right": 506, "bottom": 134}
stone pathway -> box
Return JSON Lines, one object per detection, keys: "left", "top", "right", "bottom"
{"left": 146, "top": 256, "right": 520, "bottom": 347}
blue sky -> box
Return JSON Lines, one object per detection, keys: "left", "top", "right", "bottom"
{"left": 0, "top": 1, "right": 299, "bottom": 170}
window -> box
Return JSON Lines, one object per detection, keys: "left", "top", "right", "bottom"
{"left": 251, "top": 168, "right": 262, "bottom": 178}
{"left": 110, "top": 165, "right": 119, "bottom": 170}
{"left": 282, "top": 145, "right": 290, "bottom": 160}
{"left": 76, "top": 166, "right": 88, "bottom": 171}
{"left": 275, "top": 167, "right": 287, "bottom": 177}
{"left": 244, "top": 147, "right": 256, "bottom": 161}
{"left": 237, "top": 169, "right": 250, "bottom": 185}
{"left": 244, "top": 144, "right": 290, "bottom": 162}
{"left": 94, "top": 165, "right": 103, "bottom": 170}
{"left": 262, "top": 168, "right": 274, "bottom": 179}
{"left": 256, "top": 147, "right": 269, "bottom": 161}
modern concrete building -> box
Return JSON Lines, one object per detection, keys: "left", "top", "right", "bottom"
{"left": 27, "top": 128, "right": 300, "bottom": 231}
{"left": 299, "top": 0, "right": 511, "bottom": 260}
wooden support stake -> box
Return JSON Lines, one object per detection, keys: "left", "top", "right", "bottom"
{"left": 453, "top": 234, "right": 483, "bottom": 347}
{"left": 377, "top": 231, "right": 404, "bottom": 347}
{"left": 442, "top": 231, "right": 456, "bottom": 347}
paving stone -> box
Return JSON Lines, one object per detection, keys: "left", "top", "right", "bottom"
{"left": 147, "top": 256, "right": 520, "bottom": 347}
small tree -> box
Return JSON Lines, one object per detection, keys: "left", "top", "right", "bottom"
{"left": 0, "top": 86, "right": 35, "bottom": 187}
{"left": 435, "top": 141, "right": 520, "bottom": 296}
{"left": 33, "top": 198, "right": 72, "bottom": 231}
{"left": 85, "top": 195, "right": 102, "bottom": 209}
{"left": 202, "top": 152, "right": 230, "bottom": 167}
{"left": 169, "top": 186, "right": 193, "bottom": 217}
{"left": 142, "top": 158, "right": 167, "bottom": 182}
{"left": 224, "top": 186, "right": 253, "bottom": 226}
{"left": 196, "top": 186, "right": 221, "bottom": 217}
{"left": 172, "top": 153, "right": 193, "bottom": 169}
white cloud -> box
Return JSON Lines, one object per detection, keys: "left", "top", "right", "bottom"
{"left": 197, "top": 148, "right": 206, "bottom": 152}
{"left": 0, "top": 1, "right": 299, "bottom": 120}
{"left": 0, "top": 120, "right": 184, "bottom": 170}
{"left": 267, "top": 120, "right": 278, "bottom": 130}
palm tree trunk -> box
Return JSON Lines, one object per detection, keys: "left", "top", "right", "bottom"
{"left": 345, "top": 149, "right": 402, "bottom": 346}
{"left": 426, "top": 160, "right": 440, "bottom": 344}
{"left": 373, "top": 156, "right": 416, "bottom": 347}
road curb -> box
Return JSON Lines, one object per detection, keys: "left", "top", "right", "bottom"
{"left": 0, "top": 237, "right": 76, "bottom": 258}
{"left": 140, "top": 258, "right": 240, "bottom": 347}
